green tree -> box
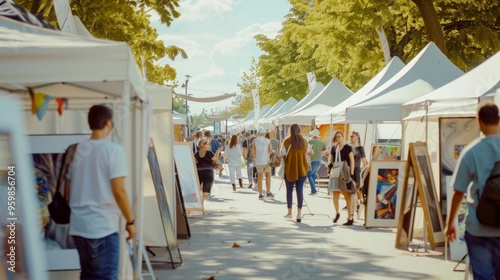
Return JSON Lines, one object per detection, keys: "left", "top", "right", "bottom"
{"left": 17, "top": 0, "right": 187, "bottom": 84}
{"left": 251, "top": 0, "right": 499, "bottom": 95}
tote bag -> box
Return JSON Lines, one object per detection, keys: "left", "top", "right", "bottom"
{"left": 329, "top": 146, "right": 342, "bottom": 179}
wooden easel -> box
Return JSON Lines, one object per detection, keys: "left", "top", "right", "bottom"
{"left": 395, "top": 142, "right": 445, "bottom": 249}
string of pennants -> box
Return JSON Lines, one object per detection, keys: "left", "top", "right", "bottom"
{"left": 28, "top": 87, "right": 68, "bottom": 120}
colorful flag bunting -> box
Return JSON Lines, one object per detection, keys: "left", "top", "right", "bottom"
{"left": 56, "top": 98, "right": 68, "bottom": 116}
{"left": 33, "top": 92, "right": 54, "bottom": 120}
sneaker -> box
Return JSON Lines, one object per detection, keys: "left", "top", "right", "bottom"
{"left": 309, "top": 191, "right": 318, "bottom": 195}
{"left": 266, "top": 192, "right": 275, "bottom": 198}
{"left": 258, "top": 194, "right": 264, "bottom": 200}
{"left": 283, "top": 214, "right": 292, "bottom": 218}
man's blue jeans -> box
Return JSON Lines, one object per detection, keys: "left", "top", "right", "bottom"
{"left": 73, "top": 232, "right": 119, "bottom": 280}
{"left": 306, "top": 161, "right": 322, "bottom": 193}
{"left": 246, "top": 159, "right": 253, "bottom": 184}
{"left": 464, "top": 231, "right": 500, "bottom": 280}
{"left": 285, "top": 176, "right": 306, "bottom": 209}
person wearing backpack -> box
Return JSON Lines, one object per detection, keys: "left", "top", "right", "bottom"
{"left": 446, "top": 102, "right": 500, "bottom": 280}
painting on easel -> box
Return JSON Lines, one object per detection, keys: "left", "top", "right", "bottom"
{"left": 396, "top": 142, "right": 445, "bottom": 248}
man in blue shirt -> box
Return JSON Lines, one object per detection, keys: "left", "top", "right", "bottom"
{"left": 446, "top": 102, "right": 500, "bottom": 279}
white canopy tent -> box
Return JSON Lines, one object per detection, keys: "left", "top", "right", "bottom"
{"left": 315, "top": 56, "right": 405, "bottom": 125}
{"left": 266, "top": 82, "right": 325, "bottom": 124}
{"left": 260, "top": 97, "right": 298, "bottom": 129}
{"left": 259, "top": 99, "right": 285, "bottom": 121}
{"left": 0, "top": 16, "right": 150, "bottom": 278}
{"left": 344, "top": 42, "right": 464, "bottom": 124}
{"left": 237, "top": 104, "right": 272, "bottom": 130}
{"left": 402, "top": 51, "right": 500, "bottom": 120}
{"left": 279, "top": 78, "right": 353, "bottom": 125}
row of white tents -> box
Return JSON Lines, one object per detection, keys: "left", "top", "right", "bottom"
{"left": 231, "top": 42, "right": 499, "bottom": 136}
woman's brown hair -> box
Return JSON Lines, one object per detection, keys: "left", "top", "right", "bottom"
{"left": 288, "top": 124, "right": 305, "bottom": 149}
{"left": 229, "top": 134, "right": 238, "bottom": 148}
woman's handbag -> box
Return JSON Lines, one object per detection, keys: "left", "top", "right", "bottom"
{"left": 269, "top": 152, "right": 281, "bottom": 167}
{"left": 212, "top": 161, "right": 223, "bottom": 171}
{"left": 329, "top": 146, "right": 342, "bottom": 179}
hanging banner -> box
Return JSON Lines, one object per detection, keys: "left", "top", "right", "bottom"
{"left": 306, "top": 72, "right": 316, "bottom": 92}
{"left": 377, "top": 26, "right": 391, "bottom": 64}
{"left": 252, "top": 89, "right": 260, "bottom": 128}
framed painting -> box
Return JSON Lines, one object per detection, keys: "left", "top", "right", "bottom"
{"left": 371, "top": 144, "right": 401, "bottom": 161}
{"left": 173, "top": 143, "right": 203, "bottom": 211}
{"left": 365, "top": 160, "right": 406, "bottom": 228}
{"left": 410, "top": 142, "right": 445, "bottom": 247}
{"left": 28, "top": 134, "right": 90, "bottom": 270}
{"left": 395, "top": 158, "right": 418, "bottom": 248}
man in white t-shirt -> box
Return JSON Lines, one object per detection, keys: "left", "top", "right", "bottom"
{"left": 252, "top": 127, "right": 274, "bottom": 199}
{"left": 68, "top": 105, "right": 135, "bottom": 280}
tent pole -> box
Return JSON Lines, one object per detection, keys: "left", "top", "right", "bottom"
{"left": 425, "top": 101, "right": 429, "bottom": 143}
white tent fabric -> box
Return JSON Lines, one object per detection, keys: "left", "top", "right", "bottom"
{"left": 0, "top": 16, "right": 149, "bottom": 278}
{"left": 259, "top": 99, "right": 285, "bottom": 120}
{"left": 344, "top": 42, "right": 464, "bottom": 123}
{"left": 174, "top": 92, "right": 236, "bottom": 102}
{"left": 280, "top": 78, "right": 353, "bottom": 125}
{"left": 0, "top": 16, "right": 146, "bottom": 104}
{"left": 266, "top": 82, "right": 325, "bottom": 123}
{"left": 315, "top": 56, "right": 405, "bottom": 124}
{"left": 260, "top": 97, "right": 298, "bottom": 129}
{"left": 403, "top": 51, "right": 500, "bottom": 120}
{"left": 237, "top": 104, "right": 272, "bottom": 129}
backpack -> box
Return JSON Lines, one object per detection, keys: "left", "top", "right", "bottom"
{"left": 48, "top": 143, "right": 78, "bottom": 224}
{"left": 476, "top": 161, "right": 500, "bottom": 227}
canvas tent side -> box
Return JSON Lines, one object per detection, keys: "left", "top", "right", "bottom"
{"left": 0, "top": 15, "right": 149, "bottom": 278}
{"left": 280, "top": 78, "right": 353, "bottom": 125}
{"left": 315, "top": 56, "right": 405, "bottom": 125}
{"left": 402, "top": 51, "right": 500, "bottom": 120}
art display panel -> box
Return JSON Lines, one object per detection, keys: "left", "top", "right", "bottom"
{"left": 411, "top": 142, "right": 445, "bottom": 247}
{"left": 29, "top": 134, "right": 90, "bottom": 270}
{"left": 365, "top": 160, "right": 406, "bottom": 228}
{"left": 173, "top": 143, "right": 203, "bottom": 211}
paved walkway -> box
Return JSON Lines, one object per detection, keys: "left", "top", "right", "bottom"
{"left": 150, "top": 168, "right": 467, "bottom": 280}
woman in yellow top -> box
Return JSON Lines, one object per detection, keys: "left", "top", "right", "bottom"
{"left": 282, "top": 124, "right": 312, "bottom": 222}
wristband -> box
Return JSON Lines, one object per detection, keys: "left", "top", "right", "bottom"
{"left": 126, "top": 219, "right": 135, "bottom": 226}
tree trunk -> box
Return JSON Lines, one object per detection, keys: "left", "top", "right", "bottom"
{"left": 411, "top": 0, "right": 447, "bottom": 54}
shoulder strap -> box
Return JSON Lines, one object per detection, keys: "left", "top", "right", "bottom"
{"left": 335, "top": 145, "right": 340, "bottom": 162}
{"left": 55, "top": 143, "right": 78, "bottom": 199}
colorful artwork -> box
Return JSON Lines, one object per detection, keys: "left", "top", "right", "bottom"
{"left": 374, "top": 168, "right": 399, "bottom": 219}
{"left": 371, "top": 145, "right": 401, "bottom": 161}
{"left": 366, "top": 160, "right": 406, "bottom": 228}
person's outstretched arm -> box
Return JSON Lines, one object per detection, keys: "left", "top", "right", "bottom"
{"left": 111, "top": 177, "right": 136, "bottom": 240}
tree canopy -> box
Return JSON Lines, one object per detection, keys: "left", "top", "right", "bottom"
{"left": 234, "top": 0, "right": 500, "bottom": 116}
{"left": 17, "top": 0, "right": 187, "bottom": 85}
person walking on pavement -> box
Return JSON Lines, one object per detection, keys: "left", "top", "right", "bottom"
{"left": 225, "top": 134, "right": 244, "bottom": 191}
{"left": 241, "top": 132, "right": 254, "bottom": 188}
{"left": 194, "top": 138, "right": 220, "bottom": 206}
{"left": 446, "top": 102, "right": 500, "bottom": 280}
{"left": 252, "top": 128, "right": 274, "bottom": 199}
{"left": 328, "top": 131, "right": 355, "bottom": 225}
{"left": 68, "top": 105, "right": 135, "bottom": 280}
{"left": 307, "top": 129, "right": 327, "bottom": 195}
{"left": 350, "top": 131, "right": 369, "bottom": 211}
{"left": 282, "top": 124, "right": 312, "bottom": 222}
{"left": 266, "top": 132, "right": 280, "bottom": 176}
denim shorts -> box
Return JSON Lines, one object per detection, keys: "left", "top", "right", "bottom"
{"left": 72, "top": 232, "right": 119, "bottom": 280}
{"left": 464, "top": 231, "right": 500, "bottom": 280}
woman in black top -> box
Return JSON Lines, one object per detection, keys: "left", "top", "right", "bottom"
{"left": 327, "top": 131, "right": 355, "bottom": 225}
{"left": 194, "top": 138, "right": 220, "bottom": 207}
{"left": 350, "top": 131, "right": 369, "bottom": 209}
